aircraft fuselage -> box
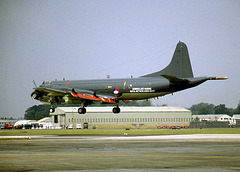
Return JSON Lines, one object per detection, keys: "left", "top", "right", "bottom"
{"left": 39, "top": 76, "right": 208, "bottom": 101}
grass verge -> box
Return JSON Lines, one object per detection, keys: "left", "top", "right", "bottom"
{"left": 0, "top": 128, "right": 240, "bottom": 136}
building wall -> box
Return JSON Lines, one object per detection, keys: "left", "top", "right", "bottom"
{"left": 51, "top": 107, "right": 192, "bottom": 129}
{"left": 192, "top": 114, "right": 235, "bottom": 126}
{"left": 236, "top": 120, "right": 240, "bottom": 128}
{"left": 189, "top": 121, "right": 229, "bottom": 128}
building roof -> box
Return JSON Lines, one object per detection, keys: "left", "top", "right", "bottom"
{"left": 192, "top": 114, "right": 231, "bottom": 118}
{"left": 38, "top": 117, "right": 51, "bottom": 123}
{"left": 14, "top": 120, "right": 37, "bottom": 126}
{"left": 52, "top": 106, "right": 190, "bottom": 114}
{"left": 233, "top": 115, "right": 240, "bottom": 119}
{"left": 192, "top": 114, "right": 240, "bottom": 119}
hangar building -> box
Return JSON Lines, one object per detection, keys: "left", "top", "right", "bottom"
{"left": 50, "top": 106, "right": 192, "bottom": 129}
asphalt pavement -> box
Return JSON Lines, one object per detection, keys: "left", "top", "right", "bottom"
{"left": 0, "top": 134, "right": 240, "bottom": 171}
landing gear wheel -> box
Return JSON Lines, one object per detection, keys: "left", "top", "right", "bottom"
{"left": 78, "top": 107, "right": 86, "bottom": 114}
{"left": 112, "top": 107, "right": 120, "bottom": 114}
{"left": 50, "top": 108, "right": 55, "bottom": 113}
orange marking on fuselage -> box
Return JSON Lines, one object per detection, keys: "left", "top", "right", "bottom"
{"left": 71, "top": 92, "right": 115, "bottom": 104}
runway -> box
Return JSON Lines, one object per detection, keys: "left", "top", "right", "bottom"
{"left": 1, "top": 134, "right": 240, "bottom": 140}
{"left": 1, "top": 134, "right": 240, "bottom": 171}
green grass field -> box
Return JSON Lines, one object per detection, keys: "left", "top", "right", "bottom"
{"left": 1, "top": 128, "right": 240, "bottom": 136}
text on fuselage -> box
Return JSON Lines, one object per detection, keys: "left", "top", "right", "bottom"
{"left": 130, "top": 88, "right": 155, "bottom": 93}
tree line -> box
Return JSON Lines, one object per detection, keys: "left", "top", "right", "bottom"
{"left": 189, "top": 102, "right": 240, "bottom": 116}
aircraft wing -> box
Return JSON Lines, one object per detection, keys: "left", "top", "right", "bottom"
{"left": 34, "top": 87, "right": 116, "bottom": 104}
{"left": 34, "top": 87, "right": 68, "bottom": 94}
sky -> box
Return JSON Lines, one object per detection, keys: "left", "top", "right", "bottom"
{"left": 1, "top": 0, "right": 240, "bottom": 118}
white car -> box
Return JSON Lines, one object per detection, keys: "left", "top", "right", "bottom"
{"left": 76, "top": 124, "right": 82, "bottom": 129}
{"left": 68, "top": 124, "right": 73, "bottom": 129}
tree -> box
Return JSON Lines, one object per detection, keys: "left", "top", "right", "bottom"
{"left": 24, "top": 105, "right": 51, "bottom": 120}
{"left": 193, "top": 116, "right": 200, "bottom": 121}
{"left": 235, "top": 101, "right": 240, "bottom": 114}
{"left": 189, "top": 102, "right": 215, "bottom": 114}
{"left": 214, "top": 104, "right": 230, "bottom": 115}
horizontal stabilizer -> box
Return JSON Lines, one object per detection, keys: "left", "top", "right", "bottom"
{"left": 161, "top": 74, "right": 190, "bottom": 83}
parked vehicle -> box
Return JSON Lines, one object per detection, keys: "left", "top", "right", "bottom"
{"left": 76, "top": 124, "right": 82, "bottom": 129}
{"left": 83, "top": 123, "right": 88, "bottom": 129}
{"left": 4, "top": 123, "right": 14, "bottom": 129}
{"left": 171, "top": 126, "right": 180, "bottom": 130}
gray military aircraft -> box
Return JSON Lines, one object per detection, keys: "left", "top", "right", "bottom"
{"left": 31, "top": 41, "right": 227, "bottom": 114}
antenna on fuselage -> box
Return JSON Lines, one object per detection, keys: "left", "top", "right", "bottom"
{"left": 32, "top": 80, "right": 37, "bottom": 87}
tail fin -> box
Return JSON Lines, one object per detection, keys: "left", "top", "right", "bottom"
{"left": 142, "top": 41, "right": 194, "bottom": 78}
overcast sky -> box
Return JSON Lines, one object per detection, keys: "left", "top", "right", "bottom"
{"left": 1, "top": 0, "right": 240, "bottom": 118}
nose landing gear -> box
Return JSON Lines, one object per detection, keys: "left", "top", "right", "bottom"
{"left": 50, "top": 107, "right": 55, "bottom": 113}
{"left": 49, "top": 97, "right": 55, "bottom": 113}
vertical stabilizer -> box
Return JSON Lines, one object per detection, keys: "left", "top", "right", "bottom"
{"left": 142, "top": 41, "right": 194, "bottom": 78}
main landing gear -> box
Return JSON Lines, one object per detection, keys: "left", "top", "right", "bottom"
{"left": 78, "top": 107, "right": 86, "bottom": 114}
{"left": 49, "top": 106, "right": 86, "bottom": 114}
{"left": 78, "top": 106, "right": 120, "bottom": 114}
{"left": 112, "top": 106, "right": 120, "bottom": 114}
{"left": 78, "top": 102, "right": 87, "bottom": 114}
{"left": 48, "top": 99, "right": 120, "bottom": 114}
{"left": 112, "top": 96, "right": 120, "bottom": 114}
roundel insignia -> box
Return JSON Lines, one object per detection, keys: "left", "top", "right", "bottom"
{"left": 113, "top": 87, "right": 119, "bottom": 95}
